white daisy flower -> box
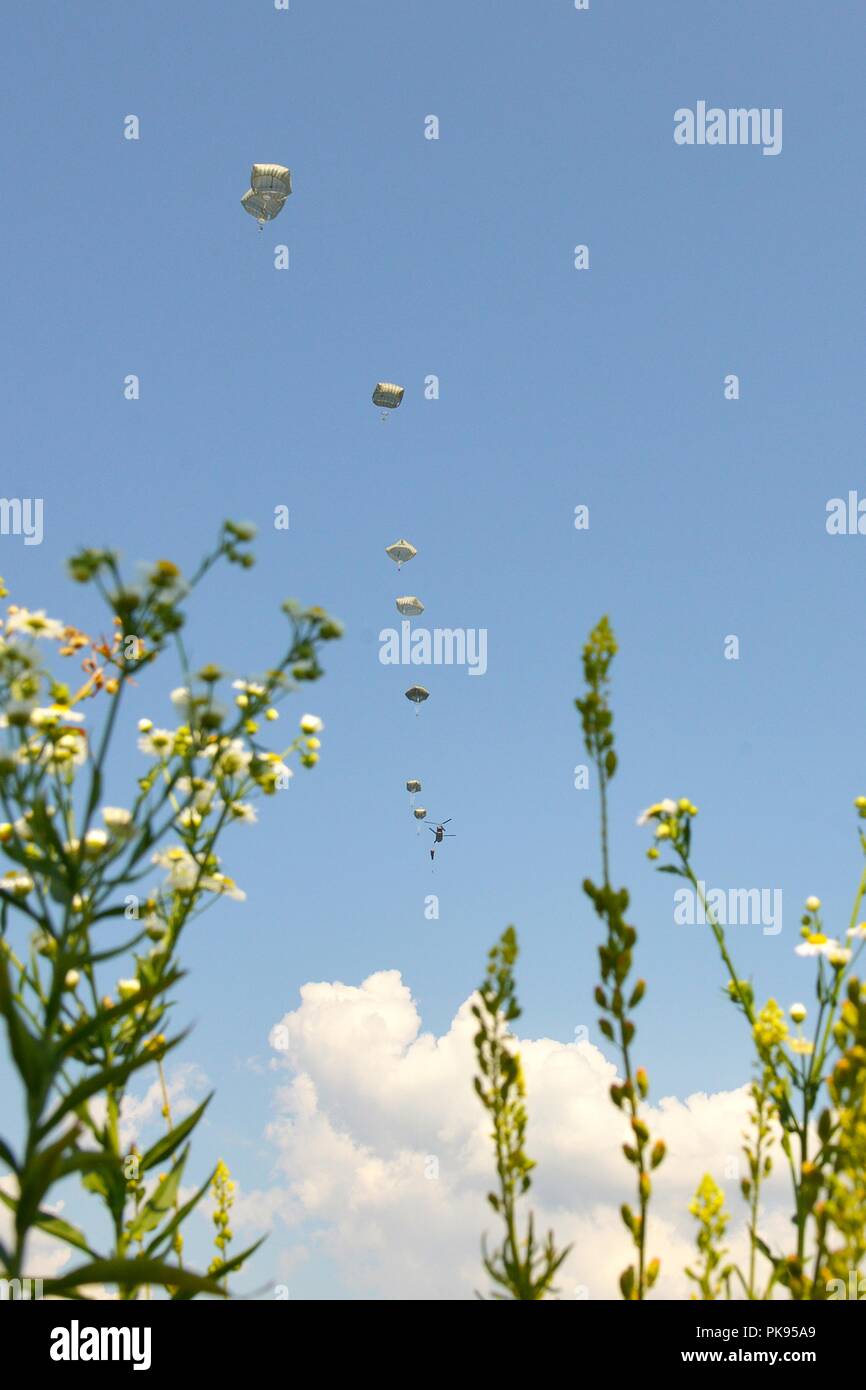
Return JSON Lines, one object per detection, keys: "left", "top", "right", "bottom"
{"left": 31, "top": 705, "right": 85, "bottom": 728}
{"left": 138, "top": 728, "right": 174, "bottom": 757}
{"left": 201, "top": 872, "right": 246, "bottom": 902}
{"left": 636, "top": 798, "right": 677, "bottom": 826}
{"left": 5, "top": 608, "right": 65, "bottom": 640}
{"left": 795, "top": 934, "right": 837, "bottom": 958}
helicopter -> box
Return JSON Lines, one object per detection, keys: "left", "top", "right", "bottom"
{"left": 427, "top": 819, "right": 455, "bottom": 861}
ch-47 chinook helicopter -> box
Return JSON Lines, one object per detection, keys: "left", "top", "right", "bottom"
{"left": 428, "top": 819, "right": 455, "bottom": 861}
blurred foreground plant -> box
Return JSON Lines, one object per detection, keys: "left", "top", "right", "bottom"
{"left": 0, "top": 522, "right": 341, "bottom": 1297}
{"left": 473, "top": 927, "right": 570, "bottom": 1299}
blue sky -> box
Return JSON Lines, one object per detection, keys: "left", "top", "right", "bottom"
{"left": 1, "top": 0, "right": 864, "bottom": 1297}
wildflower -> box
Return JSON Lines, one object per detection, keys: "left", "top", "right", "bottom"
{"left": 117, "top": 978, "right": 140, "bottom": 1000}
{"left": 83, "top": 829, "right": 109, "bottom": 857}
{"left": 201, "top": 872, "right": 246, "bottom": 902}
{"left": 305, "top": 737, "right": 321, "bottom": 751}
{"left": 848, "top": 923, "right": 866, "bottom": 940}
{"left": 208, "top": 738, "right": 251, "bottom": 776}
{"left": 827, "top": 945, "right": 852, "bottom": 968}
{"left": 138, "top": 718, "right": 153, "bottom": 733}
{"left": 646, "top": 846, "right": 659, "bottom": 860}
{"left": 789, "top": 1002, "right": 807, "bottom": 1024}
{"left": 30, "top": 705, "right": 85, "bottom": 729}
{"left": 300, "top": 714, "right": 324, "bottom": 735}
{"left": 64, "top": 970, "right": 80, "bottom": 990}
{"left": 790, "top": 1038, "right": 814, "bottom": 1056}
{"left": 753, "top": 999, "right": 788, "bottom": 1051}
{"left": 265, "top": 708, "right": 278, "bottom": 721}
{"left": 152, "top": 846, "right": 199, "bottom": 891}
{"left": 138, "top": 728, "right": 174, "bottom": 757}
{"left": 227, "top": 801, "right": 257, "bottom": 824}
{"left": 232, "top": 679, "right": 265, "bottom": 697}
{"left": 5, "top": 607, "right": 65, "bottom": 640}
{"left": 795, "top": 933, "right": 833, "bottom": 958}
{"left": 176, "top": 776, "right": 216, "bottom": 811}
{"left": 170, "top": 686, "right": 192, "bottom": 708}
{"left": 300, "top": 752, "right": 319, "bottom": 768}
{"left": 636, "top": 799, "right": 676, "bottom": 826}
{"left": 805, "top": 896, "right": 821, "bottom": 913}
{"left": 0, "top": 870, "right": 34, "bottom": 897}
{"left": 102, "top": 806, "right": 133, "bottom": 831}
{"left": 655, "top": 823, "right": 671, "bottom": 839}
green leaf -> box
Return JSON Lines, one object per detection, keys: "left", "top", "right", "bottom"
{"left": 0, "top": 1136, "right": 19, "bottom": 1174}
{"left": 192, "top": 1235, "right": 267, "bottom": 1298}
{"left": 145, "top": 1165, "right": 217, "bottom": 1259}
{"left": 126, "top": 1150, "right": 188, "bottom": 1241}
{"left": 52, "top": 970, "right": 183, "bottom": 1066}
{"left": 0, "top": 953, "right": 47, "bottom": 1097}
{"left": 0, "top": 1188, "right": 99, "bottom": 1259}
{"left": 15, "top": 1127, "right": 80, "bottom": 1241}
{"left": 42, "top": 1257, "right": 225, "bottom": 1299}
{"left": 139, "top": 1094, "right": 213, "bottom": 1175}
{"left": 38, "top": 1027, "right": 189, "bottom": 1140}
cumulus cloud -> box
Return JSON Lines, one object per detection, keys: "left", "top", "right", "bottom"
{"left": 232, "top": 971, "right": 794, "bottom": 1300}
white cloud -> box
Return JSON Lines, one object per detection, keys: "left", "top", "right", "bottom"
{"left": 226, "top": 970, "right": 798, "bottom": 1300}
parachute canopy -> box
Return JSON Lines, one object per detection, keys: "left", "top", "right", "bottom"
{"left": 405, "top": 685, "right": 429, "bottom": 704}
{"left": 413, "top": 807, "right": 427, "bottom": 820}
{"left": 372, "top": 382, "right": 404, "bottom": 410}
{"left": 241, "top": 164, "right": 292, "bottom": 223}
{"left": 406, "top": 780, "right": 422, "bottom": 793}
{"left": 385, "top": 539, "right": 417, "bottom": 568}
{"left": 396, "top": 596, "right": 424, "bottom": 617}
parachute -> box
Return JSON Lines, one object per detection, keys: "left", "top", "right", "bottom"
{"left": 241, "top": 164, "right": 292, "bottom": 228}
{"left": 372, "top": 382, "right": 404, "bottom": 410}
{"left": 406, "top": 779, "right": 422, "bottom": 794}
{"left": 405, "top": 685, "right": 429, "bottom": 714}
{"left": 396, "top": 596, "right": 424, "bottom": 617}
{"left": 413, "top": 807, "right": 427, "bottom": 820}
{"left": 385, "top": 539, "right": 417, "bottom": 569}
